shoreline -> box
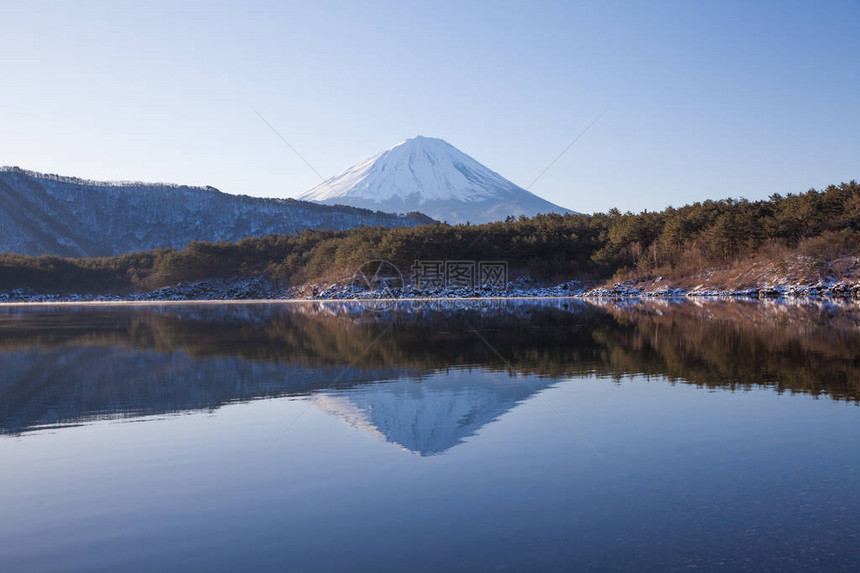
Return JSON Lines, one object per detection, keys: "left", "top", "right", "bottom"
{"left": 3, "top": 275, "right": 859, "bottom": 305}
{"left": 1, "top": 293, "right": 858, "bottom": 307}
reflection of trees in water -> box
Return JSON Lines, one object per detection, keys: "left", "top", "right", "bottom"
{"left": 589, "top": 299, "right": 860, "bottom": 400}
{"left": 0, "top": 299, "right": 857, "bottom": 434}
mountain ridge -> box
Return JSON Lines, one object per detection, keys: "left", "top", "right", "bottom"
{"left": 0, "top": 166, "right": 433, "bottom": 257}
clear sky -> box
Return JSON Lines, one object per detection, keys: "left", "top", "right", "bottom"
{"left": 1, "top": 0, "right": 858, "bottom": 214}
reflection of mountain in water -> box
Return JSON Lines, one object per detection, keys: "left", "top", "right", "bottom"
{"left": 1, "top": 342, "right": 550, "bottom": 455}
{"left": 1, "top": 298, "right": 858, "bottom": 440}
{"left": 0, "top": 347, "right": 417, "bottom": 435}
{"left": 313, "top": 370, "right": 553, "bottom": 455}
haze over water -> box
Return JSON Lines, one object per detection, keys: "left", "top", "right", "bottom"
{"left": 0, "top": 299, "right": 858, "bottom": 572}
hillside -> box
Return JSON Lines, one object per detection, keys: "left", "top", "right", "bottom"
{"left": 0, "top": 166, "right": 433, "bottom": 257}
{"left": 0, "top": 180, "right": 857, "bottom": 295}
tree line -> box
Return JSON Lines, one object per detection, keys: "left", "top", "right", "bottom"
{"left": 1, "top": 181, "right": 857, "bottom": 293}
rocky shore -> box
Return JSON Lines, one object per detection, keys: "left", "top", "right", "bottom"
{"left": 581, "top": 279, "right": 860, "bottom": 299}
{"left": 2, "top": 275, "right": 859, "bottom": 303}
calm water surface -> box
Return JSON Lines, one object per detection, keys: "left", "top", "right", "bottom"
{"left": 0, "top": 299, "right": 858, "bottom": 572}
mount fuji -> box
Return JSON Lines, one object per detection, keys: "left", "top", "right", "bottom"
{"left": 298, "top": 136, "right": 575, "bottom": 224}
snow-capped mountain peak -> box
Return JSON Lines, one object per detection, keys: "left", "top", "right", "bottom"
{"left": 299, "top": 136, "right": 575, "bottom": 224}
{"left": 302, "top": 136, "right": 518, "bottom": 203}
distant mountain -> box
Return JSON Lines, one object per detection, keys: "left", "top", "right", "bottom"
{"left": 299, "top": 136, "right": 576, "bottom": 224}
{"left": 0, "top": 166, "right": 433, "bottom": 257}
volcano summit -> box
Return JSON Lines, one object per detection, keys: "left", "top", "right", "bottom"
{"left": 299, "top": 136, "right": 575, "bottom": 224}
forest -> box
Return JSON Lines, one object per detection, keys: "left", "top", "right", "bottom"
{"left": 1, "top": 181, "right": 858, "bottom": 293}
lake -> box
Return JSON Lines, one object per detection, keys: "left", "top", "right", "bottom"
{"left": 0, "top": 299, "right": 858, "bottom": 572}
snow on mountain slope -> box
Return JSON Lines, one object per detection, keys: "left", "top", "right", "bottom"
{"left": 0, "top": 166, "right": 433, "bottom": 257}
{"left": 299, "top": 136, "right": 576, "bottom": 224}
{"left": 302, "top": 136, "right": 515, "bottom": 203}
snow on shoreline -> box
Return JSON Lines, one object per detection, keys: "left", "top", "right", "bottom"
{"left": 2, "top": 276, "right": 859, "bottom": 304}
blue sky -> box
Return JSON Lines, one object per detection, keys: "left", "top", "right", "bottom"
{"left": 1, "top": 0, "right": 858, "bottom": 214}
